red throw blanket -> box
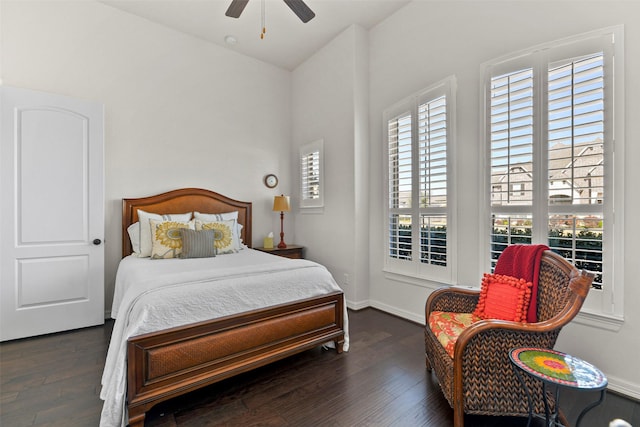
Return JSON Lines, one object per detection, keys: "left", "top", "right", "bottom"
{"left": 494, "top": 244, "right": 549, "bottom": 322}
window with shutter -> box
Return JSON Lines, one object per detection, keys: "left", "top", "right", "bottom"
{"left": 384, "top": 76, "right": 456, "bottom": 283}
{"left": 483, "top": 26, "right": 624, "bottom": 318}
{"left": 299, "top": 139, "right": 324, "bottom": 209}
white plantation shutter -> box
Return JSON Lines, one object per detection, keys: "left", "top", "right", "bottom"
{"left": 388, "top": 113, "right": 413, "bottom": 260}
{"left": 547, "top": 53, "right": 605, "bottom": 289}
{"left": 418, "top": 95, "right": 448, "bottom": 266}
{"left": 299, "top": 140, "right": 323, "bottom": 208}
{"left": 419, "top": 95, "right": 447, "bottom": 208}
{"left": 301, "top": 150, "right": 320, "bottom": 200}
{"left": 384, "top": 76, "right": 456, "bottom": 283}
{"left": 388, "top": 113, "right": 412, "bottom": 210}
{"left": 389, "top": 213, "right": 412, "bottom": 261}
{"left": 488, "top": 68, "right": 535, "bottom": 268}
{"left": 490, "top": 69, "right": 534, "bottom": 207}
{"left": 484, "top": 27, "right": 623, "bottom": 317}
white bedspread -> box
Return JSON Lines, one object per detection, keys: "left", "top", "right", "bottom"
{"left": 100, "top": 249, "right": 349, "bottom": 427}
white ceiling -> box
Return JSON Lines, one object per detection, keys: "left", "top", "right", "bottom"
{"left": 101, "top": 0, "right": 410, "bottom": 70}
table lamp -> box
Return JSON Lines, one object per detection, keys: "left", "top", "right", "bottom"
{"left": 273, "top": 195, "right": 291, "bottom": 248}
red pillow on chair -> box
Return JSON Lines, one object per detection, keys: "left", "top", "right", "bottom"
{"left": 473, "top": 273, "right": 533, "bottom": 322}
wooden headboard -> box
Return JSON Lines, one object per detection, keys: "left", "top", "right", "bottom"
{"left": 122, "top": 188, "right": 252, "bottom": 257}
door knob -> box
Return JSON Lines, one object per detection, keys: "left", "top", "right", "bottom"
{"left": 93, "top": 239, "right": 102, "bottom": 245}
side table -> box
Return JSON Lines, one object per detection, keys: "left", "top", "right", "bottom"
{"left": 509, "top": 347, "right": 607, "bottom": 427}
{"left": 253, "top": 245, "right": 304, "bottom": 259}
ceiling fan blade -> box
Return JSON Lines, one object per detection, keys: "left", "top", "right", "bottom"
{"left": 225, "top": 0, "right": 250, "bottom": 18}
{"left": 283, "top": 0, "right": 315, "bottom": 23}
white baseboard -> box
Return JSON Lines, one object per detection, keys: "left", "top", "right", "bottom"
{"left": 345, "top": 298, "right": 370, "bottom": 311}
{"left": 367, "top": 299, "right": 424, "bottom": 324}
{"left": 346, "top": 298, "right": 424, "bottom": 324}
{"left": 606, "top": 374, "right": 640, "bottom": 401}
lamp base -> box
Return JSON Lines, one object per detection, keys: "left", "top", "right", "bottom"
{"left": 278, "top": 211, "right": 287, "bottom": 249}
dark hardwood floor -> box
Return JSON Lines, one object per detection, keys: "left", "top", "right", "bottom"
{"left": 1, "top": 308, "right": 638, "bottom": 426}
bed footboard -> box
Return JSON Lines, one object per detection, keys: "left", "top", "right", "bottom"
{"left": 127, "top": 292, "right": 345, "bottom": 427}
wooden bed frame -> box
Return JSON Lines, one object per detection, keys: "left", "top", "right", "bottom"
{"left": 121, "top": 188, "right": 345, "bottom": 427}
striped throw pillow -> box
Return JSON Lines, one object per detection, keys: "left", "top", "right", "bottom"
{"left": 179, "top": 229, "right": 216, "bottom": 258}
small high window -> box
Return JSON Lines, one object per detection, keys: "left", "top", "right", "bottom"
{"left": 299, "top": 139, "right": 324, "bottom": 209}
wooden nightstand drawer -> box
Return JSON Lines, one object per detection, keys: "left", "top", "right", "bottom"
{"left": 254, "top": 245, "right": 304, "bottom": 259}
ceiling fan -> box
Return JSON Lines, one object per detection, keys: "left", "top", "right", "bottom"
{"left": 225, "top": 0, "right": 316, "bottom": 23}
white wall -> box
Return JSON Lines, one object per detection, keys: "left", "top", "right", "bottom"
{"left": 0, "top": 0, "right": 292, "bottom": 312}
{"left": 368, "top": 1, "right": 640, "bottom": 398}
{"left": 291, "top": 25, "right": 370, "bottom": 307}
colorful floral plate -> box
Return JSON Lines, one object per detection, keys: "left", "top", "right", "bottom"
{"left": 510, "top": 347, "right": 607, "bottom": 389}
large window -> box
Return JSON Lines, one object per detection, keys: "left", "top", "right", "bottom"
{"left": 384, "top": 77, "right": 456, "bottom": 283}
{"left": 483, "top": 27, "right": 624, "bottom": 318}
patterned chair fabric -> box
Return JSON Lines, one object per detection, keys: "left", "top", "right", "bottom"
{"left": 428, "top": 311, "right": 482, "bottom": 358}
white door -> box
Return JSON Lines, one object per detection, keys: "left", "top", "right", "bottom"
{"left": 0, "top": 86, "right": 104, "bottom": 341}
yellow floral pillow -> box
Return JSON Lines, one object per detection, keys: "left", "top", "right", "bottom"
{"left": 150, "top": 220, "right": 193, "bottom": 259}
{"left": 196, "top": 219, "right": 239, "bottom": 254}
{"left": 137, "top": 209, "right": 192, "bottom": 257}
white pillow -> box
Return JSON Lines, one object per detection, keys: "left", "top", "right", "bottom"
{"left": 137, "top": 209, "right": 192, "bottom": 257}
{"left": 194, "top": 211, "right": 244, "bottom": 247}
{"left": 194, "top": 211, "right": 238, "bottom": 222}
{"left": 127, "top": 222, "right": 141, "bottom": 255}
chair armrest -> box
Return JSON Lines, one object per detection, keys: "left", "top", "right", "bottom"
{"left": 425, "top": 286, "right": 480, "bottom": 317}
{"left": 454, "top": 318, "right": 563, "bottom": 364}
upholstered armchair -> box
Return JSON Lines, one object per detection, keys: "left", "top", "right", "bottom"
{"left": 424, "top": 250, "right": 594, "bottom": 427}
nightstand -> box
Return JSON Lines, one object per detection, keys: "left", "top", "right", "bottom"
{"left": 254, "top": 245, "right": 304, "bottom": 259}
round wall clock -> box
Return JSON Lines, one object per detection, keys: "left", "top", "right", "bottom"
{"left": 264, "top": 174, "right": 278, "bottom": 188}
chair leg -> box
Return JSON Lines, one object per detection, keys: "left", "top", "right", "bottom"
{"left": 558, "top": 409, "right": 569, "bottom": 426}
{"left": 453, "top": 403, "right": 464, "bottom": 427}
{"left": 425, "top": 354, "right": 432, "bottom": 371}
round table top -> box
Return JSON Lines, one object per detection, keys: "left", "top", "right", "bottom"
{"left": 509, "top": 347, "right": 608, "bottom": 390}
